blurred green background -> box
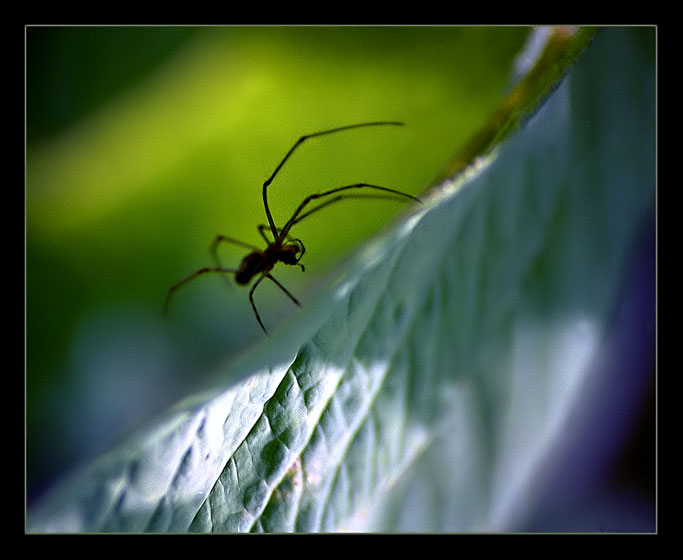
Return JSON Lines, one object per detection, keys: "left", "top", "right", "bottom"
{"left": 26, "top": 26, "right": 530, "bottom": 505}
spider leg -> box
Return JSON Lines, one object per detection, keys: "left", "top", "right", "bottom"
{"left": 265, "top": 273, "right": 301, "bottom": 306}
{"left": 163, "top": 266, "right": 238, "bottom": 315}
{"left": 248, "top": 272, "right": 301, "bottom": 335}
{"left": 293, "top": 193, "right": 418, "bottom": 226}
{"left": 257, "top": 224, "right": 277, "bottom": 245}
{"left": 248, "top": 274, "right": 268, "bottom": 334}
{"left": 210, "top": 235, "right": 261, "bottom": 266}
{"left": 290, "top": 238, "right": 306, "bottom": 265}
{"left": 278, "top": 183, "right": 421, "bottom": 240}
{"left": 261, "top": 121, "right": 404, "bottom": 239}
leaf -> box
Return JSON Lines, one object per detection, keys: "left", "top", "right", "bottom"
{"left": 27, "top": 27, "right": 654, "bottom": 533}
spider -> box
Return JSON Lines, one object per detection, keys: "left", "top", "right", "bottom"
{"left": 163, "top": 121, "right": 421, "bottom": 334}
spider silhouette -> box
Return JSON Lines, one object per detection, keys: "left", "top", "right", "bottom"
{"left": 164, "top": 121, "right": 421, "bottom": 334}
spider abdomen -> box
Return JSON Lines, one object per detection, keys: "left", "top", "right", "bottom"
{"left": 235, "top": 252, "right": 265, "bottom": 285}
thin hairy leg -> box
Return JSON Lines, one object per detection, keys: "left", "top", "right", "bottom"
{"left": 163, "top": 266, "right": 238, "bottom": 315}
{"left": 261, "top": 122, "right": 404, "bottom": 238}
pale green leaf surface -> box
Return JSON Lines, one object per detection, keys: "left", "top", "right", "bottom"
{"left": 27, "top": 28, "right": 654, "bottom": 533}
